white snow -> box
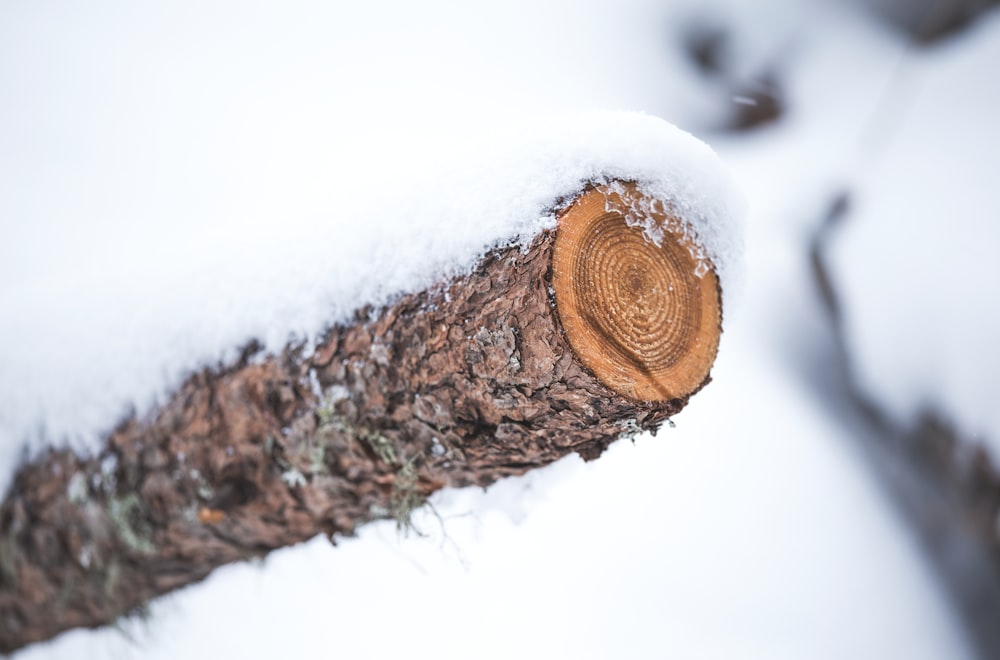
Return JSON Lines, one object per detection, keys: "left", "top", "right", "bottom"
{"left": 13, "top": 352, "right": 972, "bottom": 659}
{"left": 0, "top": 1, "right": 743, "bottom": 492}
{"left": 826, "top": 10, "right": 1000, "bottom": 456}
{"left": 14, "top": 124, "right": 973, "bottom": 654}
{"left": 0, "top": 0, "right": 981, "bottom": 658}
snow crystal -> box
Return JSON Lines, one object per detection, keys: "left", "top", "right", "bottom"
{"left": 280, "top": 468, "right": 307, "bottom": 489}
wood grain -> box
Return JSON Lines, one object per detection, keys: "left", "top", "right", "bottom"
{"left": 552, "top": 183, "right": 721, "bottom": 401}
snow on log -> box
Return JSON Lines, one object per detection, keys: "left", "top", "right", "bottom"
{"left": 0, "top": 182, "right": 723, "bottom": 652}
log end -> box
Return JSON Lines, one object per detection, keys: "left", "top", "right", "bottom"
{"left": 551, "top": 183, "right": 722, "bottom": 402}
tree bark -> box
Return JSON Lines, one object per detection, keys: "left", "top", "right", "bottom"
{"left": 0, "top": 182, "right": 722, "bottom": 653}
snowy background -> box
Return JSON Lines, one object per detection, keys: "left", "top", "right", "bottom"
{"left": 3, "top": 0, "right": 999, "bottom": 658}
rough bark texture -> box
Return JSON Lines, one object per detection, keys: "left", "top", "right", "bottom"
{"left": 0, "top": 223, "right": 702, "bottom": 652}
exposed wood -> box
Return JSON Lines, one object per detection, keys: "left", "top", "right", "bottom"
{"left": 552, "top": 183, "right": 721, "bottom": 401}
{"left": 0, "top": 182, "right": 723, "bottom": 653}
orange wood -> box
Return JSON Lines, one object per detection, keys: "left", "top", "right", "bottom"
{"left": 552, "top": 183, "right": 722, "bottom": 401}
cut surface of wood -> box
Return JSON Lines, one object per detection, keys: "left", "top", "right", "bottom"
{"left": 552, "top": 183, "right": 721, "bottom": 401}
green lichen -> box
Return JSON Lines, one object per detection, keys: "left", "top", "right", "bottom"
{"left": 388, "top": 456, "right": 426, "bottom": 534}
{"left": 103, "top": 557, "right": 122, "bottom": 602}
{"left": 0, "top": 532, "right": 18, "bottom": 586}
{"left": 308, "top": 444, "right": 327, "bottom": 476}
{"left": 359, "top": 429, "right": 398, "bottom": 465}
{"left": 54, "top": 570, "right": 81, "bottom": 612}
{"left": 316, "top": 386, "right": 351, "bottom": 432}
{"left": 102, "top": 557, "right": 153, "bottom": 639}
{"left": 281, "top": 433, "right": 331, "bottom": 479}
{"left": 316, "top": 403, "right": 337, "bottom": 430}
{"left": 107, "top": 494, "right": 155, "bottom": 555}
{"left": 310, "top": 409, "right": 428, "bottom": 534}
{"left": 367, "top": 450, "right": 427, "bottom": 535}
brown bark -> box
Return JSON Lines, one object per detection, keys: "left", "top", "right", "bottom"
{"left": 0, "top": 183, "right": 721, "bottom": 653}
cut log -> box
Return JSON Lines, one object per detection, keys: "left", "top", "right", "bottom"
{"left": 0, "top": 181, "right": 723, "bottom": 653}
{"left": 552, "top": 185, "right": 721, "bottom": 401}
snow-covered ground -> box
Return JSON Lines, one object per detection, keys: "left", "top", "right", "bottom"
{"left": 3, "top": 0, "right": 992, "bottom": 657}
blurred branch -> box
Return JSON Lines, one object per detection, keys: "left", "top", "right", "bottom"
{"left": 811, "top": 191, "right": 1000, "bottom": 660}
{"left": 858, "top": 0, "right": 999, "bottom": 43}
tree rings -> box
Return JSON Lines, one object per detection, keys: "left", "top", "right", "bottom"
{"left": 551, "top": 183, "right": 722, "bottom": 402}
